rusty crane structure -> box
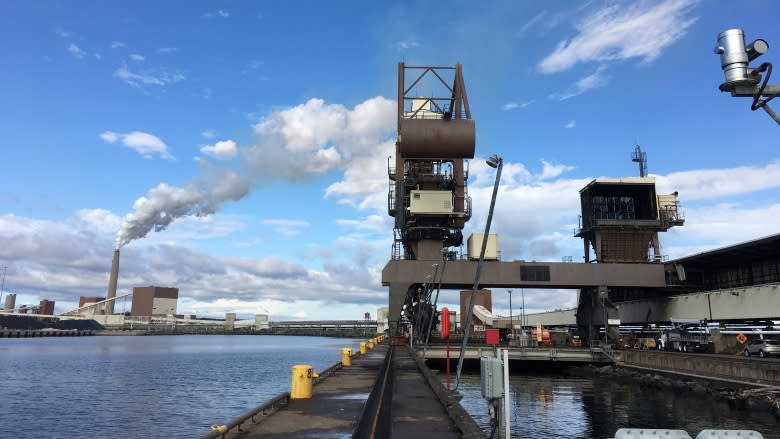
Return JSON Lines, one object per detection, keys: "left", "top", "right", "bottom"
{"left": 382, "top": 63, "right": 685, "bottom": 345}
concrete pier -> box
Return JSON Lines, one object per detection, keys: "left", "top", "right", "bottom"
{"left": 206, "top": 340, "right": 485, "bottom": 438}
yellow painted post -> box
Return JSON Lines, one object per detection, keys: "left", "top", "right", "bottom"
{"left": 341, "top": 347, "right": 353, "bottom": 366}
{"left": 291, "top": 364, "right": 314, "bottom": 399}
{"left": 367, "top": 339, "right": 375, "bottom": 349}
{"left": 359, "top": 342, "right": 367, "bottom": 355}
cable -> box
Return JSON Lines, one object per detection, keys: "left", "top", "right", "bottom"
{"left": 751, "top": 62, "right": 775, "bottom": 111}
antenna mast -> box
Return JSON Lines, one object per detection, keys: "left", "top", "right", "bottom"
{"left": 631, "top": 145, "right": 647, "bottom": 177}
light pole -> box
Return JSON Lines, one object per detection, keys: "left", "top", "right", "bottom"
{"left": 454, "top": 154, "right": 503, "bottom": 390}
{"left": 508, "top": 290, "right": 513, "bottom": 344}
{"left": 423, "top": 256, "right": 447, "bottom": 358}
{"left": 521, "top": 288, "right": 526, "bottom": 329}
{"left": 0, "top": 266, "right": 6, "bottom": 309}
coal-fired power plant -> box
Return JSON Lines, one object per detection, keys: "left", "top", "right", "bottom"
{"left": 106, "top": 249, "right": 120, "bottom": 315}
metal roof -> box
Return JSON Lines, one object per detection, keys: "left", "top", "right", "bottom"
{"left": 668, "top": 232, "right": 780, "bottom": 267}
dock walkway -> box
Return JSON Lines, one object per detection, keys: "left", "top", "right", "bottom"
{"left": 216, "top": 340, "right": 477, "bottom": 438}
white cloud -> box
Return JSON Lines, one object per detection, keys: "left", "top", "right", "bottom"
{"left": 115, "top": 65, "right": 185, "bottom": 87}
{"left": 157, "top": 47, "right": 178, "bottom": 54}
{"left": 336, "top": 215, "right": 389, "bottom": 234}
{"left": 539, "top": 160, "right": 575, "bottom": 180}
{"left": 655, "top": 161, "right": 780, "bottom": 200}
{"left": 551, "top": 65, "right": 610, "bottom": 100}
{"left": 262, "top": 219, "right": 311, "bottom": 236}
{"left": 518, "top": 11, "right": 548, "bottom": 35}
{"left": 129, "top": 54, "right": 145, "bottom": 61}
{"left": 502, "top": 101, "right": 533, "bottom": 111}
{"left": 538, "top": 0, "right": 698, "bottom": 73}
{"left": 205, "top": 10, "right": 230, "bottom": 18}
{"left": 111, "top": 41, "right": 125, "bottom": 49}
{"left": 201, "top": 129, "right": 216, "bottom": 139}
{"left": 94, "top": 53, "right": 103, "bottom": 61}
{"left": 99, "top": 130, "right": 173, "bottom": 160}
{"left": 99, "top": 131, "right": 119, "bottom": 143}
{"left": 247, "top": 96, "right": 396, "bottom": 181}
{"left": 56, "top": 28, "right": 71, "bottom": 38}
{"left": 397, "top": 40, "right": 420, "bottom": 50}
{"left": 200, "top": 140, "right": 237, "bottom": 159}
{"left": 565, "top": 120, "right": 576, "bottom": 128}
{"left": 67, "top": 43, "right": 86, "bottom": 59}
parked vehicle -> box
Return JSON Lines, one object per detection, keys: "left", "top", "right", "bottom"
{"left": 659, "top": 327, "right": 713, "bottom": 353}
{"left": 744, "top": 339, "right": 780, "bottom": 358}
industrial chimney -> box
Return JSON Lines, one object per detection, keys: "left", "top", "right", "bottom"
{"left": 106, "top": 249, "right": 120, "bottom": 315}
{"left": 4, "top": 293, "right": 16, "bottom": 311}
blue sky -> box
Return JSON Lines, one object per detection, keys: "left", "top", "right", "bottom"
{"left": 1, "top": 0, "right": 779, "bottom": 320}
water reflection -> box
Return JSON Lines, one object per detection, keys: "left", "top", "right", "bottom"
{"left": 454, "top": 372, "right": 779, "bottom": 439}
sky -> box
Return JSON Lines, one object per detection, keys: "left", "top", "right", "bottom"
{"left": 1, "top": 0, "right": 779, "bottom": 321}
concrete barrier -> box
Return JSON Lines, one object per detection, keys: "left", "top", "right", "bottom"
{"left": 618, "top": 350, "right": 780, "bottom": 386}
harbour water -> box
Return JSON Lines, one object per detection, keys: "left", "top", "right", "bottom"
{"left": 455, "top": 372, "right": 780, "bottom": 438}
{"left": 1, "top": 336, "right": 777, "bottom": 438}
{"left": 0, "top": 335, "right": 363, "bottom": 438}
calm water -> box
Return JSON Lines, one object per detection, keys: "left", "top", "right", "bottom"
{"left": 2, "top": 336, "right": 778, "bottom": 439}
{"left": 455, "top": 372, "right": 780, "bottom": 439}
{"left": 0, "top": 335, "right": 363, "bottom": 439}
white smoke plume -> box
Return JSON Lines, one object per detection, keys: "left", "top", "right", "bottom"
{"left": 116, "top": 168, "right": 250, "bottom": 248}
{"left": 116, "top": 96, "right": 395, "bottom": 248}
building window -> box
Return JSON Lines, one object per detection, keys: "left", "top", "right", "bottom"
{"left": 521, "top": 266, "right": 550, "bottom": 282}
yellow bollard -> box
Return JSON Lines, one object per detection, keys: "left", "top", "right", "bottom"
{"left": 341, "top": 347, "right": 353, "bottom": 366}
{"left": 367, "top": 340, "right": 375, "bottom": 349}
{"left": 210, "top": 425, "right": 228, "bottom": 434}
{"left": 291, "top": 364, "right": 315, "bottom": 399}
{"left": 359, "top": 342, "right": 367, "bottom": 355}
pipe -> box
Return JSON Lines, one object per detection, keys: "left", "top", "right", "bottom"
{"left": 106, "top": 249, "right": 120, "bottom": 315}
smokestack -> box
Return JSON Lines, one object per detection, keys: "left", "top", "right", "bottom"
{"left": 4, "top": 293, "right": 16, "bottom": 311}
{"left": 106, "top": 249, "right": 120, "bottom": 315}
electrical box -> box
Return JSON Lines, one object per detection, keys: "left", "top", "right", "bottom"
{"left": 409, "top": 190, "right": 453, "bottom": 214}
{"left": 479, "top": 356, "right": 504, "bottom": 400}
{"left": 467, "top": 233, "right": 499, "bottom": 260}
{"left": 485, "top": 328, "right": 499, "bottom": 345}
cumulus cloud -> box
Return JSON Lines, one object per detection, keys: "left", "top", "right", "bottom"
{"left": 201, "top": 129, "right": 216, "bottom": 139}
{"left": 200, "top": 140, "right": 237, "bottom": 159}
{"left": 0, "top": 209, "right": 385, "bottom": 317}
{"left": 100, "top": 130, "right": 174, "bottom": 160}
{"left": 655, "top": 161, "right": 780, "bottom": 200}
{"left": 539, "top": 160, "right": 575, "bottom": 179}
{"left": 111, "top": 41, "right": 125, "bottom": 49}
{"left": 129, "top": 54, "right": 145, "bottom": 61}
{"left": 564, "top": 120, "right": 576, "bottom": 128}
{"left": 246, "top": 97, "right": 395, "bottom": 181}
{"left": 538, "top": 0, "right": 698, "bottom": 73}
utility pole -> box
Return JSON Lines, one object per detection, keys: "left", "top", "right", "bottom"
{"left": 0, "top": 266, "right": 6, "bottom": 308}
{"left": 508, "top": 290, "right": 513, "bottom": 344}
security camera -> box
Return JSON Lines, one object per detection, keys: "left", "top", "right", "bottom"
{"left": 714, "top": 28, "right": 768, "bottom": 90}
{"left": 714, "top": 28, "right": 779, "bottom": 125}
